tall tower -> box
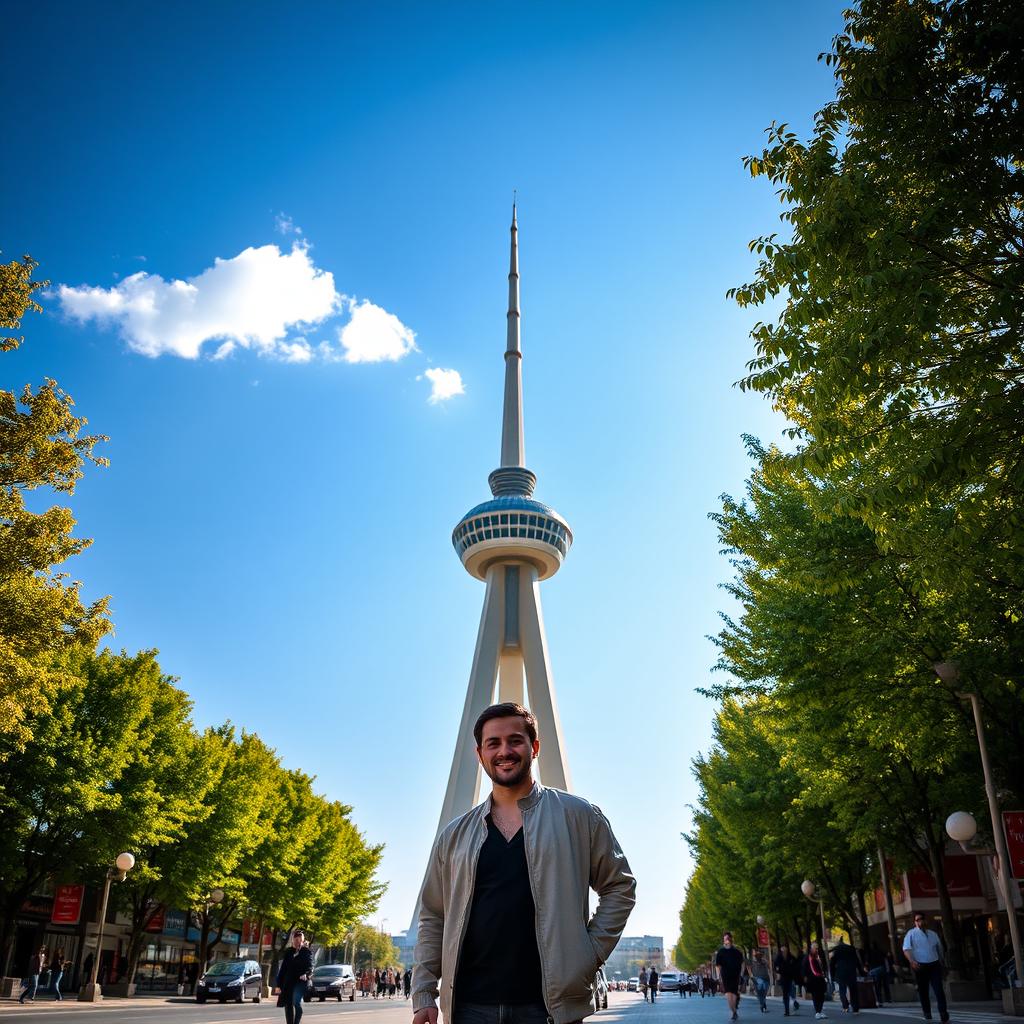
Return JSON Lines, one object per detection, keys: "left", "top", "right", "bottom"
{"left": 437, "top": 204, "right": 574, "bottom": 830}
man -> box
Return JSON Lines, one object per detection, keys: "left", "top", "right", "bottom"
{"left": 649, "top": 966, "right": 659, "bottom": 1002}
{"left": 274, "top": 929, "right": 314, "bottom": 1024}
{"left": 716, "top": 933, "right": 745, "bottom": 1021}
{"left": 411, "top": 702, "right": 636, "bottom": 1024}
{"left": 902, "top": 912, "right": 949, "bottom": 1023}
{"left": 829, "top": 938, "right": 861, "bottom": 1014}
{"left": 19, "top": 947, "right": 46, "bottom": 1003}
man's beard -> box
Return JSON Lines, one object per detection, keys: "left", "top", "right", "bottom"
{"left": 483, "top": 753, "right": 534, "bottom": 788}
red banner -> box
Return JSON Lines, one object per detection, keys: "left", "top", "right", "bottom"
{"left": 50, "top": 885, "right": 84, "bottom": 925}
{"left": 146, "top": 907, "right": 166, "bottom": 932}
{"left": 1004, "top": 811, "right": 1024, "bottom": 880}
{"left": 907, "top": 855, "right": 983, "bottom": 898}
{"left": 757, "top": 927, "right": 771, "bottom": 947}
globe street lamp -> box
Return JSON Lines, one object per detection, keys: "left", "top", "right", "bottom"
{"left": 78, "top": 852, "right": 135, "bottom": 1002}
{"left": 935, "top": 661, "right": 1024, "bottom": 994}
{"left": 800, "top": 881, "right": 831, "bottom": 981}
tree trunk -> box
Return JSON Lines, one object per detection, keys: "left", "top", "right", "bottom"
{"left": 925, "top": 832, "right": 964, "bottom": 969}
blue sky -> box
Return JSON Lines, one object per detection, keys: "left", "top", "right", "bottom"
{"left": 3, "top": 0, "right": 847, "bottom": 954}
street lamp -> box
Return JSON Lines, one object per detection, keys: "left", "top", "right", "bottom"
{"left": 78, "top": 852, "right": 135, "bottom": 1002}
{"left": 934, "top": 661, "right": 1024, "bottom": 993}
{"left": 800, "top": 881, "right": 831, "bottom": 981}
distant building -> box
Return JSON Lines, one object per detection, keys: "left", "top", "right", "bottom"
{"left": 604, "top": 935, "right": 665, "bottom": 979}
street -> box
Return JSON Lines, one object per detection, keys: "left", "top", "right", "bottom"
{"left": 0, "top": 990, "right": 1010, "bottom": 1024}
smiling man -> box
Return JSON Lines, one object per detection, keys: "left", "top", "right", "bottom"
{"left": 411, "top": 702, "right": 635, "bottom": 1024}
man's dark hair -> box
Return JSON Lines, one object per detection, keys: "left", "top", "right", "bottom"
{"left": 723, "top": 931, "right": 732, "bottom": 940}
{"left": 292, "top": 928, "right": 305, "bottom": 937}
{"left": 473, "top": 702, "right": 538, "bottom": 747}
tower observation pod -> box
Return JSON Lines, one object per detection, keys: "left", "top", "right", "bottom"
{"left": 428, "top": 204, "right": 576, "bottom": 868}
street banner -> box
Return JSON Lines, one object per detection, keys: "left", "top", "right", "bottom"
{"left": 50, "top": 885, "right": 84, "bottom": 925}
{"left": 1004, "top": 811, "right": 1024, "bottom": 879}
{"left": 757, "top": 927, "right": 771, "bottom": 947}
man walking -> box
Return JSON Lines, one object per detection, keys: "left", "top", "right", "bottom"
{"left": 411, "top": 702, "right": 636, "bottom": 1024}
{"left": 903, "top": 913, "right": 949, "bottom": 1024}
{"left": 19, "top": 947, "right": 47, "bottom": 1003}
{"left": 829, "top": 938, "right": 861, "bottom": 1014}
{"left": 649, "top": 966, "right": 659, "bottom": 1003}
{"left": 274, "top": 929, "right": 313, "bottom": 1024}
{"left": 716, "top": 933, "right": 745, "bottom": 1022}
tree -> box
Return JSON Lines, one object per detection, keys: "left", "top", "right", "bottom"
{"left": 0, "top": 256, "right": 109, "bottom": 745}
{"left": 0, "top": 647, "right": 196, "bottom": 971}
{"left": 348, "top": 923, "right": 401, "bottom": 973}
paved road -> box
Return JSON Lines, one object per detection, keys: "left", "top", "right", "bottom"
{"left": 0, "top": 990, "right": 1008, "bottom": 1024}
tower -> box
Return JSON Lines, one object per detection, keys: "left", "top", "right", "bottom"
{"left": 437, "top": 203, "right": 574, "bottom": 831}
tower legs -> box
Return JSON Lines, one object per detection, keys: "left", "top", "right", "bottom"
{"left": 410, "top": 561, "right": 571, "bottom": 939}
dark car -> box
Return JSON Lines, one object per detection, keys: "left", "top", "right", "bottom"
{"left": 310, "top": 964, "right": 357, "bottom": 1002}
{"left": 196, "top": 959, "right": 263, "bottom": 1003}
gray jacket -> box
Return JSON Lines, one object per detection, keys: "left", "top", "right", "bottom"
{"left": 412, "top": 783, "right": 636, "bottom": 1024}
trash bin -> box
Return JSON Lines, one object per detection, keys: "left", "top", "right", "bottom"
{"left": 857, "top": 979, "right": 877, "bottom": 1009}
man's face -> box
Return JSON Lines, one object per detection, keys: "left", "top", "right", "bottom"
{"left": 477, "top": 715, "right": 539, "bottom": 788}
{"left": 723, "top": 934, "right": 732, "bottom": 947}
{"left": 914, "top": 915, "right": 926, "bottom": 929}
{"left": 291, "top": 932, "right": 304, "bottom": 948}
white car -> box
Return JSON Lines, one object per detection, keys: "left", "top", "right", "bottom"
{"left": 658, "top": 971, "right": 681, "bottom": 992}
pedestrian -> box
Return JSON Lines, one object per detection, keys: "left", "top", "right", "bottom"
{"left": 274, "top": 929, "right": 314, "bottom": 1024}
{"left": 410, "top": 701, "right": 636, "bottom": 1024}
{"left": 640, "top": 966, "right": 649, "bottom": 1001}
{"left": 801, "top": 942, "right": 828, "bottom": 1020}
{"left": 404, "top": 968, "right": 412, "bottom": 999}
{"left": 50, "top": 948, "right": 67, "bottom": 1001}
{"left": 773, "top": 943, "right": 800, "bottom": 1016}
{"left": 20, "top": 946, "right": 47, "bottom": 1003}
{"left": 680, "top": 970, "right": 689, "bottom": 998}
{"left": 829, "top": 938, "right": 861, "bottom": 1014}
{"left": 865, "top": 945, "right": 890, "bottom": 1007}
{"left": 649, "top": 966, "right": 659, "bottom": 1002}
{"left": 902, "top": 912, "right": 949, "bottom": 1024}
{"left": 752, "top": 952, "right": 771, "bottom": 1014}
{"left": 716, "top": 933, "right": 745, "bottom": 1022}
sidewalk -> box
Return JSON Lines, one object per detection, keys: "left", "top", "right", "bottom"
{"left": 762, "top": 994, "right": 1007, "bottom": 1024}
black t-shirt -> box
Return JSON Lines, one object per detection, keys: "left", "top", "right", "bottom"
{"left": 454, "top": 815, "right": 544, "bottom": 1006}
{"left": 715, "top": 946, "right": 744, "bottom": 980}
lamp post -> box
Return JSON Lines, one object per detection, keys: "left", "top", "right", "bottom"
{"left": 198, "top": 888, "right": 225, "bottom": 972}
{"left": 78, "top": 852, "right": 135, "bottom": 1002}
{"left": 934, "top": 661, "right": 1023, "bottom": 994}
{"left": 946, "top": 809, "right": 1023, "bottom": 991}
{"left": 801, "top": 881, "right": 831, "bottom": 981}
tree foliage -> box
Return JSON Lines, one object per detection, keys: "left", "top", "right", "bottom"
{"left": 681, "top": 0, "right": 1023, "bottom": 970}
{"left": 0, "top": 256, "right": 109, "bottom": 744}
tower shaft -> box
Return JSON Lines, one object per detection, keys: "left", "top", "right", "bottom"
{"left": 500, "top": 206, "right": 525, "bottom": 468}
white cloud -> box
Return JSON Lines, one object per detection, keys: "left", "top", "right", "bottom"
{"left": 423, "top": 367, "right": 465, "bottom": 404}
{"left": 275, "top": 212, "right": 302, "bottom": 236}
{"left": 58, "top": 243, "right": 339, "bottom": 360}
{"left": 336, "top": 299, "right": 418, "bottom": 364}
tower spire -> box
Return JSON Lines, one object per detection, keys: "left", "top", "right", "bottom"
{"left": 500, "top": 202, "right": 524, "bottom": 467}
{"left": 490, "top": 202, "right": 537, "bottom": 497}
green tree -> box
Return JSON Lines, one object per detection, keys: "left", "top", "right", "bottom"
{"left": 0, "top": 256, "right": 109, "bottom": 745}
{"left": 349, "top": 923, "right": 401, "bottom": 973}
{"left": 0, "top": 647, "right": 195, "bottom": 970}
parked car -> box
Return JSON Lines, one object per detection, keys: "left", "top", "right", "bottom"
{"left": 658, "top": 971, "right": 681, "bottom": 992}
{"left": 196, "top": 959, "right": 263, "bottom": 1003}
{"left": 310, "top": 964, "right": 357, "bottom": 1002}
{"left": 594, "top": 967, "right": 609, "bottom": 1010}
{"left": 627, "top": 977, "right": 639, "bottom": 992}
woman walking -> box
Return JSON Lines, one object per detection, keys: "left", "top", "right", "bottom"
{"left": 274, "top": 930, "right": 313, "bottom": 1024}
{"left": 802, "top": 942, "right": 829, "bottom": 1020}
{"left": 50, "top": 949, "right": 67, "bottom": 1001}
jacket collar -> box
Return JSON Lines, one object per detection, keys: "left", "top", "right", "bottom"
{"left": 482, "top": 780, "right": 544, "bottom": 815}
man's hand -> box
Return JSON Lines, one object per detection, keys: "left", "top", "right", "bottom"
{"left": 412, "top": 1007, "right": 438, "bottom": 1024}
